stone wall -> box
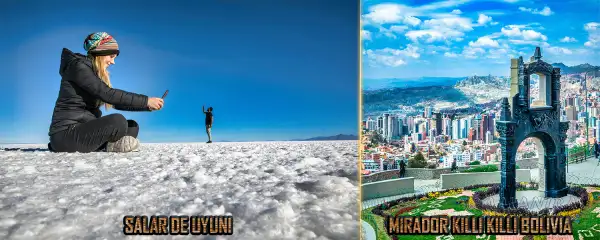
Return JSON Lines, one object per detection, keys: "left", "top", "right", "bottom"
{"left": 361, "top": 177, "right": 415, "bottom": 201}
{"left": 362, "top": 158, "right": 538, "bottom": 183}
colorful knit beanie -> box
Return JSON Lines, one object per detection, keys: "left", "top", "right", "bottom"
{"left": 83, "top": 32, "right": 120, "bottom": 56}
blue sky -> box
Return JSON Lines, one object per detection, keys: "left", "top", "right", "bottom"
{"left": 0, "top": 1, "right": 359, "bottom": 143}
{"left": 362, "top": 0, "right": 600, "bottom": 79}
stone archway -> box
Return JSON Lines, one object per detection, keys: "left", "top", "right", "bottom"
{"left": 496, "top": 47, "right": 570, "bottom": 209}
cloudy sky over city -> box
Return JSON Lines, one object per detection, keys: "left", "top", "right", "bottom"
{"left": 362, "top": 0, "right": 600, "bottom": 79}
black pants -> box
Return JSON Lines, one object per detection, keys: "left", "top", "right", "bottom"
{"left": 49, "top": 114, "right": 139, "bottom": 153}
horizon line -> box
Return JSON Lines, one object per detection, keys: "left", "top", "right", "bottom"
{"left": 0, "top": 133, "right": 359, "bottom": 145}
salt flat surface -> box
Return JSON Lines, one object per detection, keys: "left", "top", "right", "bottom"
{"left": 0, "top": 141, "right": 359, "bottom": 240}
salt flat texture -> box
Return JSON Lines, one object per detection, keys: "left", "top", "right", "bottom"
{"left": 0, "top": 141, "right": 359, "bottom": 240}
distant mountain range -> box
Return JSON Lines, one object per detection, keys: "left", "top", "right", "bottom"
{"left": 363, "top": 77, "right": 464, "bottom": 91}
{"left": 455, "top": 75, "right": 510, "bottom": 88}
{"left": 363, "top": 63, "right": 599, "bottom": 92}
{"left": 363, "top": 62, "right": 600, "bottom": 116}
{"left": 294, "top": 134, "right": 358, "bottom": 141}
{"left": 551, "top": 63, "right": 600, "bottom": 75}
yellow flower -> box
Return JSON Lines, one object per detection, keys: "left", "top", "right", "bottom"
{"left": 482, "top": 210, "right": 508, "bottom": 217}
{"left": 557, "top": 209, "right": 581, "bottom": 217}
{"left": 588, "top": 193, "right": 594, "bottom": 206}
{"left": 468, "top": 197, "right": 476, "bottom": 207}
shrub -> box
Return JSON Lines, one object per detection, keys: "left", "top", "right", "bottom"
{"left": 427, "top": 163, "right": 438, "bottom": 169}
{"left": 469, "top": 161, "right": 480, "bottom": 165}
{"left": 409, "top": 152, "right": 427, "bottom": 168}
{"left": 463, "top": 165, "right": 498, "bottom": 173}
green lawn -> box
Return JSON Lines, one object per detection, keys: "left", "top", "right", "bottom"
{"left": 571, "top": 199, "right": 600, "bottom": 240}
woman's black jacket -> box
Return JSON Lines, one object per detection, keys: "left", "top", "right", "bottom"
{"left": 49, "top": 48, "right": 149, "bottom": 136}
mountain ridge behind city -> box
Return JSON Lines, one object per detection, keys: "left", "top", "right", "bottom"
{"left": 363, "top": 63, "right": 600, "bottom": 117}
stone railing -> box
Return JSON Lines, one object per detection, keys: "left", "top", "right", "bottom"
{"left": 362, "top": 158, "right": 539, "bottom": 183}
{"left": 361, "top": 177, "right": 415, "bottom": 201}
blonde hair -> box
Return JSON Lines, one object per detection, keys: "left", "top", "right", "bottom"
{"left": 90, "top": 55, "right": 112, "bottom": 110}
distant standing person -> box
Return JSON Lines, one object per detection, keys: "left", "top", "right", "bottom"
{"left": 203, "top": 106, "right": 213, "bottom": 143}
{"left": 451, "top": 159, "right": 457, "bottom": 173}
{"left": 595, "top": 139, "right": 600, "bottom": 161}
{"left": 399, "top": 159, "right": 406, "bottom": 178}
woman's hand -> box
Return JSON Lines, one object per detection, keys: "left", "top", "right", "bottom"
{"left": 147, "top": 97, "right": 164, "bottom": 111}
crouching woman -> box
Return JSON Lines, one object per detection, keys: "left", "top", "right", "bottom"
{"left": 48, "top": 32, "right": 164, "bottom": 153}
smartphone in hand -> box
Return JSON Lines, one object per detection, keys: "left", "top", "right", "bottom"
{"left": 162, "top": 90, "right": 169, "bottom": 99}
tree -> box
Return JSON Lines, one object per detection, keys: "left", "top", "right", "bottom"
{"left": 409, "top": 151, "right": 427, "bottom": 168}
{"left": 372, "top": 131, "right": 384, "bottom": 145}
{"left": 463, "top": 140, "right": 467, "bottom": 146}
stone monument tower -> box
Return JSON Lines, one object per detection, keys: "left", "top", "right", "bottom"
{"left": 496, "top": 47, "right": 569, "bottom": 209}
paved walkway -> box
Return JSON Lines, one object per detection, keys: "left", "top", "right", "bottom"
{"left": 361, "top": 219, "right": 376, "bottom": 240}
{"left": 362, "top": 156, "right": 600, "bottom": 210}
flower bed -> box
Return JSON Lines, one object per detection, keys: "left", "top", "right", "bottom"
{"left": 470, "top": 183, "right": 589, "bottom": 217}
{"left": 367, "top": 182, "right": 599, "bottom": 240}
{"left": 394, "top": 206, "right": 418, "bottom": 217}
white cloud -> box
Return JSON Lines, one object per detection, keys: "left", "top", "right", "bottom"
{"left": 444, "top": 52, "right": 459, "bottom": 57}
{"left": 406, "top": 30, "right": 447, "bottom": 43}
{"left": 362, "top": 30, "right": 372, "bottom": 40}
{"left": 458, "top": 41, "right": 515, "bottom": 60}
{"left": 377, "top": 25, "right": 409, "bottom": 39}
{"left": 362, "top": 2, "right": 505, "bottom": 43}
{"left": 417, "top": 0, "right": 474, "bottom": 12}
{"left": 424, "top": 17, "right": 473, "bottom": 31}
{"left": 404, "top": 16, "right": 422, "bottom": 26}
{"left": 477, "top": 14, "right": 493, "bottom": 25}
{"left": 522, "top": 30, "right": 548, "bottom": 41}
{"left": 362, "top": 1, "right": 473, "bottom": 25}
{"left": 501, "top": 25, "right": 547, "bottom": 41}
{"left": 363, "top": 3, "right": 407, "bottom": 24}
{"left": 364, "top": 45, "right": 421, "bottom": 67}
{"left": 462, "top": 47, "right": 486, "bottom": 59}
{"left": 501, "top": 25, "right": 523, "bottom": 37}
{"left": 546, "top": 47, "right": 573, "bottom": 55}
{"left": 406, "top": 29, "right": 468, "bottom": 43}
{"left": 488, "top": 48, "right": 509, "bottom": 58}
{"left": 509, "top": 39, "right": 550, "bottom": 48}
{"left": 560, "top": 36, "right": 577, "bottom": 43}
{"left": 584, "top": 22, "right": 600, "bottom": 48}
{"left": 378, "top": 27, "right": 397, "bottom": 39}
{"left": 426, "top": 45, "right": 451, "bottom": 54}
{"left": 405, "top": 16, "right": 476, "bottom": 43}
{"left": 518, "top": 6, "right": 554, "bottom": 16}
{"left": 390, "top": 25, "right": 409, "bottom": 33}
{"left": 469, "top": 36, "right": 500, "bottom": 48}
